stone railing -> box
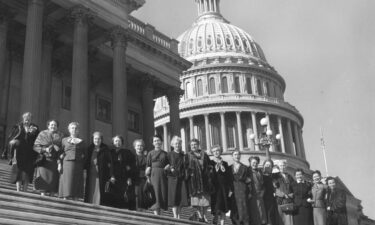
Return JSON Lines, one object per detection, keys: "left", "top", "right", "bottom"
{"left": 128, "top": 15, "right": 178, "bottom": 54}
{"left": 154, "top": 94, "right": 300, "bottom": 117}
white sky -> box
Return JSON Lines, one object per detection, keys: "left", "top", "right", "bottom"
{"left": 133, "top": 0, "right": 375, "bottom": 219}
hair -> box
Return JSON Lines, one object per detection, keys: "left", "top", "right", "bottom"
{"left": 312, "top": 170, "right": 321, "bottom": 177}
{"left": 68, "top": 122, "right": 79, "bottom": 129}
{"left": 295, "top": 168, "right": 305, "bottom": 175}
{"left": 152, "top": 134, "right": 163, "bottom": 142}
{"left": 326, "top": 176, "right": 336, "bottom": 183}
{"left": 190, "top": 138, "right": 200, "bottom": 145}
{"left": 232, "top": 150, "right": 241, "bottom": 156}
{"left": 211, "top": 145, "right": 222, "bottom": 154}
{"left": 170, "top": 136, "right": 182, "bottom": 146}
{"left": 248, "top": 156, "right": 260, "bottom": 164}
{"left": 112, "top": 135, "right": 124, "bottom": 146}
{"left": 47, "top": 119, "right": 59, "bottom": 128}
{"left": 22, "top": 112, "right": 32, "bottom": 119}
{"left": 92, "top": 131, "right": 103, "bottom": 140}
{"left": 262, "top": 159, "right": 274, "bottom": 168}
{"left": 133, "top": 139, "right": 145, "bottom": 147}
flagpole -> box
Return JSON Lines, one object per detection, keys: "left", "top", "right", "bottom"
{"left": 320, "top": 127, "right": 329, "bottom": 176}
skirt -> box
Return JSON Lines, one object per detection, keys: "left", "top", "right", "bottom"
{"left": 58, "top": 160, "right": 84, "bottom": 198}
{"left": 34, "top": 159, "right": 59, "bottom": 193}
{"left": 150, "top": 167, "right": 168, "bottom": 211}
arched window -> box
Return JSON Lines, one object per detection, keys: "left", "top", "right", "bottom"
{"left": 209, "top": 77, "right": 216, "bottom": 94}
{"left": 221, "top": 77, "right": 228, "bottom": 93}
{"left": 256, "top": 79, "right": 263, "bottom": 96}
{"left": 197, "top": 79, "right": 203, "bottom": 96}
{"left": 185, "top": 82, "right": 193, "bottom": 99}
{"left": 226, "top": 35, "right": 231, "bottom": 46}
{"left": 234, "top": 76, "right": 241, "bottom": 93}
{"left": 216, "top": 34, "right": 222, "bottom": 46}
{"left": 246, "top": 77, "right": 252, "bottom": 94}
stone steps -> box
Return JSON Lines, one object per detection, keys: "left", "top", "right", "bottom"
{"left": 0, "top": 159, "right": 233, "bottom": 224}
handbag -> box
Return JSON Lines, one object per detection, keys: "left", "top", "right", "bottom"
{"left": 124, "top": 185, "right": 136, "bottom": 203}
{"left": 104, "top": 180, "right": 115, "bottom": 194}
{"left": 142, "top": 180, "right": 156, "bottom": 208}
{"left": 9, "top": 152, "right": 18, "bottom": 184}
{"left": 280, "top": 202, "right": 298, "bottom": 213}
{"left": 34, "top": 153, "right": 47, "bottom": 167}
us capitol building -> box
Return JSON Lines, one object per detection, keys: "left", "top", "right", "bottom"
{"left": 154, "top": 0, "right": 307, "bottom": 171}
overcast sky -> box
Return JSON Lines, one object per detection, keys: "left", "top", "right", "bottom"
{"left": 133, "top": 0, "right": 375, "bottom": 219}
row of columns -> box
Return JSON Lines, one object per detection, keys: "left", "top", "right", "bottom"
{"left": 160, "top": 111, "right": 306, "bottom": 159}
{"left": 0, "top": 2, "right": 181, "bottom": 148}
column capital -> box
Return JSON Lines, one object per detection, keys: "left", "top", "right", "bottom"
{"left": 69, "top": 5, "right": 94, "bottom": 25}
{"left": 219, "top": 111, "right": 226, "bottom": 116}
{"left": 140, "top": 74, "right": 158, "bottom": 89}
{"left": 0, "top": 4, "right": 16, "bottom": 23}
{"left": 110, "top": 25, "right": 128, "bottom": 48}
{"left": 43, "top": 24, "right": 58, "bottom": 44}
{"left": 166, "top": 87, "right": 184, "bottom": 102}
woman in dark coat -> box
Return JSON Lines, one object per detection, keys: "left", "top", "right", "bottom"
{"left": 230, "top": 150, "right": 252, "bottom": 225}
{"left": 273, "top": 160, "right": 294, "bottom": 225}
{"left": 186, "top": 138, "right": 214, "bottom": 223}
{"left": 262, "top": 159, "right": 278, "bottom": 225}
{"left": 108, "top": 135, "right": 136, "bottom": 209}
{"left": 84, "top": 131, "right": 114, "bottom": 205}
{"left": 326, "top": 177, "right": 348, "bottom": 225}
{"left": 291, "top": 169, "right": 313, "bottom": 225}
{"left": 58, "top": 122, "right": 86, "bottom": 200}
{"left": 33, "top": 119, "right": 63, "bottom": 196}
{"left": 145, "top": 134, "right": 170, "bottom": 215}
{"left": 167, "top": 135, "right": 188, "bottom": 219}
{"left": 133, "top": 139, "right": 148, "bottom": 210}
{"left": 6, "top": 112, "right": 39, "bottom": 192}
{"left": 211, "top": 145, "right": 232, "bottom": 225}
{"left": 249, "top": 156, "right": 266, "bottom": 225}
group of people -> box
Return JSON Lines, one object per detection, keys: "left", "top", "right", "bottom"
{"left": 1, "top": 112, "right": 348, "bottom": 225}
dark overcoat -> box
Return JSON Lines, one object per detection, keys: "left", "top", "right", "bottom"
{"left": 326, "top": 188, "right": 348, "bottom": 225}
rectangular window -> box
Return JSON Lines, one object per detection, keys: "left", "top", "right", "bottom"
{"left": 128, "top": 110, "right": 140, "bottom": 133}
{"left": 234, "top": 76, "right": 241, "bottom": 93}
{"left": 96, "top": 95, "right": 112, "bottom": 123}
{"left": 246, "top": 77, "right": 252, "bottom": 94}
{"left": 62, "top": 83, "right": 71, "bottom": 110}
{"left": 256, "top": 79, "right": 263, "bottom": 96}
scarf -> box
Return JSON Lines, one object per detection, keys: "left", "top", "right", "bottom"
{"left": 213, "top": 157, "right": 225, "bottom": 172}
{"left": 67, "top": 137, "right": 82, "bottom": 144}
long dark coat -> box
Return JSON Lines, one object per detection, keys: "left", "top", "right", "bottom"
{"left": 185, "top": 150, "right": 214, "bottom": 197}
{"left": 211, "top": 158, "right": 232, "bottom": 215}
{"left": 326, "top": 188, "right": 348, "bottom": 225}
{"left": 7, "top": 123, "right": 39, "bottom": 183}
{"left": 167, "top": 151, "right": 188, "bottom": 207}
{"left": 84, "top": 143, "right": 113, "bottom": 205}
{"left": 108, "top": 147, "right": 136, "bottom": 209}
{"left": 291, "top": 181, "right": 313, "bottom": 225}
{"left": 263, "top": 174, "right": 278, "bottom": 225}
{"left": 230, "top": 163, "right": 252, "bottom": 225}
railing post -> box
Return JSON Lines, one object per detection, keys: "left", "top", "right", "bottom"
{"left": 145, "top": 24, "right": 155, "bottom": 40}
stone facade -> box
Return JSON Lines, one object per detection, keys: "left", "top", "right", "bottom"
{"left": 0, "top": 0, "right": 190, "bottom": 149}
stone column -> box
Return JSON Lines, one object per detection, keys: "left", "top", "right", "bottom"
{"left": 70, "top": 6, "right": 92, "bottom": 141}
{"left": 286, "top": 120, "right": 295, "bottom": 155}
{"left": 277, "top": 116, "right": 286, "bottom": 153}
{"left": 141, "top": 75, "right": 155, "bottom": 151}
{"left": 266, "top": 114, "right": 274, "bottom": 152}
{"left": 167, "top": 88, "right": 181, "bottom": 137}
{"left": 163, "top": 124, "right": 168, "bottom": 151}
{"left": 0, "top": 8, "right": 13, "bottom": 121}
{"left": 39, "top": 26, "right": 57, "bottom": 124}
{"left": 189, "top": 116, "right": 194, "bottom": 140}
{"left": 220, "top": 112, "right": 227, "bottom": 152}
{"left": 298, "top": 128, "right": 306, "bottom": 159}
{"left": 236, "top": 112, "right": 244, "bottom": 151}
{"left": 204, "top": 114, "right": 210, "bottom": 152}
{"left": 293, "top": 122, "right": 302, "bottom": 157}
{"left": 110, "top": 26, "right": 128, "bottom": 142}
{"left": 20, "top": 0, "right": 45, "bottom": 123}
{"left": 251, "top": 112, "right": 259, "bottom": 151}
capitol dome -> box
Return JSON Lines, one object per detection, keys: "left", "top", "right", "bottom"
{"left": 177, "top": 0, "right": 268, "bottom": 63}
{"left": 154, "top": 0, "right": 309, "bottom": 171}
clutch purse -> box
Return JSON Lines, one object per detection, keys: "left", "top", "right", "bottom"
{"left": 9, "top": 163, "right": 18, "bottom": 184}
{"left": 280, "top": 202, "right": 298, "bottom": 213}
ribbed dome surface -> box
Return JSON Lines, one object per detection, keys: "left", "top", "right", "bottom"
{"left": 177, "top": 14, "right": 267, "bottom": 62}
